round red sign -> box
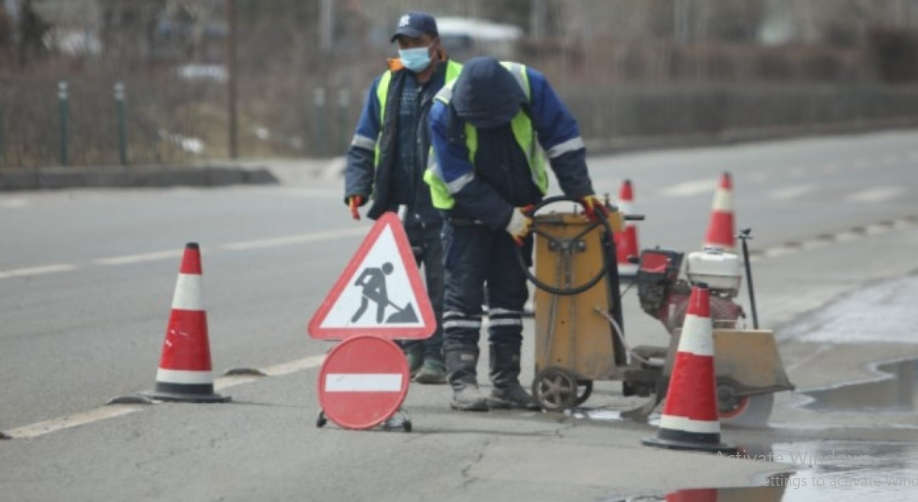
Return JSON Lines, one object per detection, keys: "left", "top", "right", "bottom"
{"left": 317, "top": 335, "right": 410, "bottom": 430}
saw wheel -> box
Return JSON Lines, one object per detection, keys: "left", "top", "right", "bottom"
{"left": 717, "top": 379, "right": 775, "bottom": 427}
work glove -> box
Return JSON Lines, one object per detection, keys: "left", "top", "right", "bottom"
{"left": 347, "top": 195, "right": 364, "bottom": 221}
{"left": 580, "top": 195, "right": 611, "bottom": 223}
{"left": 505, "top": 206, "right": 533, "bottom": 246}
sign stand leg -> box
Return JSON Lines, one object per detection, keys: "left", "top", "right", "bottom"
{"left": 382, "top": 408, "right": 412, "bottom": 432}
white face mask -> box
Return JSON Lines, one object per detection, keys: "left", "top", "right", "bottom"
{"left": 398, "top": 45, "right": 432, "bottom": 72}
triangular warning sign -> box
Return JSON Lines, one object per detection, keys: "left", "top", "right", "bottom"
{"left": 308, "top": 213, "right": 436, "bottom": 340}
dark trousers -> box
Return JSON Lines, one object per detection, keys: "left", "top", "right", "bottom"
{"left": 401, "top": 223, "right": 445, "bottom": 360}
{"left": 441, "top": 222, "right": 531, "bottom": 353}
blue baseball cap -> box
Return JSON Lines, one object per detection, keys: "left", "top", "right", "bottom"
{"left": 390, "top": 11, "right": 438, "bottom": 42}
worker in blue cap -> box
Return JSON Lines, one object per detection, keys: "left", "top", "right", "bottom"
{"left": 344, "top": 12, "right": 463, "bottom": 384}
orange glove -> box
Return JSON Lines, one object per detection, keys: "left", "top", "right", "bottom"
{"left": 580, "top": 195, "right": 611, "bottom": 222}
{"left": 505, "top": 207, "right": 533, "bottom": 246}
{"left": 347, "top": 195, "right": 364, "bottom": 221}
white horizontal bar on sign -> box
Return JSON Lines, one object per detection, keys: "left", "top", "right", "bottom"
{"left": 324, "top": 373, "right": 403, "bottom": 392}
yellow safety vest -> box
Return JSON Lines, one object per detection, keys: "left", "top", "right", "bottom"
{"left": 373, "top": 60, "right": 463, "bottom": 168}
{"left": 424, "top": 62, "right": 548, "bottom": 210}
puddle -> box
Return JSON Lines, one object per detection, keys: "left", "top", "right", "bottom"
{"left": 609, "top": 440, "right": 918, "bottom": 501}
{"left": 801, "top": 359, "right": 918, "bottom": 412}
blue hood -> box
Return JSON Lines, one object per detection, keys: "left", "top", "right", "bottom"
{"left": 452, "top": 57, "right": 526, "bottom": 128}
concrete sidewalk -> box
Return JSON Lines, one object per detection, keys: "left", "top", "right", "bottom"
{"left": 5, "top": 117, "right": 916, "bottom": 192}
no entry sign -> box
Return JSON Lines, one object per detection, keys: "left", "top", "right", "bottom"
{"left": 317, "top": 335, "right": 410, "bottom": 430}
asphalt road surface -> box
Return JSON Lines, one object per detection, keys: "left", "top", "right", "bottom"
{"left": 2, "top": 129, "right": 917, "bottom": 501}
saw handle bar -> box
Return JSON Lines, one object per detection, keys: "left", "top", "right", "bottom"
{"left": 516, "top": 195, "right": 616, "bottom": 296}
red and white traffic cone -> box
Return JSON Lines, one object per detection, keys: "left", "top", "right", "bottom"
{"left": 614, "top": 179, "right": 640, "bottom": 277}
{"left": 703, "top": 172, "right": 736, "bottom": 253}
{"left": 643, "top": 283, "right": 734, "bottom": 453}
{"left": 143, "top": 243, "right": 229, "bottom": 403}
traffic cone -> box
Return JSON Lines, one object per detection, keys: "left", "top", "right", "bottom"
{"left": 643, "top": 283, "right": 734, "bottom": 453}
{"left": 143, "top": 243, "right": 230, "bottom": 403}
{"left": 614, "top": 179, "right": 640, "bottom": 277}
{"left": 703, "top": 172, "right": 736, "bottom": 253}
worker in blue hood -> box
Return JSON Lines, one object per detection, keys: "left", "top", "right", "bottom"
{"left": 425, "top": 56, "right": 610, "bottom": 411}
{"left": 450, "top": 57, "right": 527, "bottom": 128}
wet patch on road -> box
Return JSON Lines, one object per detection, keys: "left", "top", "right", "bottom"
{"left": 781, "top": 273, "right": 918, "bottom": 344}
{"left": 801, "top": 359, "right": 918, "bottom": 412}
{"left": 608, "top": 440, "right": 918, "bottom": 501}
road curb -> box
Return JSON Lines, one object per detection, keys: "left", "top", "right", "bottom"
{"left": 0, "top": 164, "right": 279, "bottom": 191}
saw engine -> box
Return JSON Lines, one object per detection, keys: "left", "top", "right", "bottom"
{"left": 636, "top": 247, "right": 745, "bottom": 335}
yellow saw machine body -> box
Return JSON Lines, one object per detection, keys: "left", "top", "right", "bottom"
{"left": 527, "top": 197, "right": 793, "bottom": 426}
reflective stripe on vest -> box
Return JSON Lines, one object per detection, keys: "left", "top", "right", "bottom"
{"left": 426, "top": 62, "right": 548, "bottom": 210}
{"left": 372, "top": 61, "right": 463, "bottom": 169}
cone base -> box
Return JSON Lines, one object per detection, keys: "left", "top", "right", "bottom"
{"left": 142, "top": 390, "right": 231, "bottom": 403}
{"left": 642, "top": 435, "right": 736, "bottom": 454}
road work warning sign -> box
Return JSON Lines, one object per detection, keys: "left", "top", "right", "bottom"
{"left": 308, "top": 213, "right": 435, "bottom": 340}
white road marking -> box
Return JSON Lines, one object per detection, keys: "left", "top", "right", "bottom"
{"left": 4, "top": 228, "right": 364, "bottom": 278}
{"left": 221, "top": 227, "right": 366, "bottom": 251}
{"left": 768, "top": 185, "right": 815, "bottom": 201}
{"left": 1, "top": 198, "right": 29, "bottom": 208}
{"left": 93, "top": 249, "right": 184, "bottom": 266}
{"left": 261, "top": 355, "right": 325, "bottom": 376}
{"left": 3, "top": 353, "right": 329, "bottom": 439}
{"left": 657, "top": 179, "right": 715, "bottom": 197}
{"left": 0, "top": 263, "right": 77, "bottom": 278}
{"left": 761, "top": 247, "right": 798, "bottom": 259}
{"left": 845, "top": 186, "right": 905, "bottom": 203}
{"left": 273, "top": 188, "right": 341, "bottom": 198}
{"left": 3, "top": 405, "right": 144, "bottom": 439}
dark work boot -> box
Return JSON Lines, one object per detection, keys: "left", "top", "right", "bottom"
{"left": 399, "top": 342, "right": 424, "bottom": 378}
{"left": 414, "top": 357, "right": 447, "bottom": 384}
{"left": 487, "top": 344, "right": 540, "bottom": 411}
{"left": 445, "top": 349, "right": 488, "bottom": 411}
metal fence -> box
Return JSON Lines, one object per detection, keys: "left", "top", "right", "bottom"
{"left": 2, "top": 0, "right": 918, "bottom": 168}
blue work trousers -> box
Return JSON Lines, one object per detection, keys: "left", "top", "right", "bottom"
{"left": 441, "top": 222, "right": 531, "bottom": 352}
{"left": 402, "top": 222, "right": 445, "bottom": 360}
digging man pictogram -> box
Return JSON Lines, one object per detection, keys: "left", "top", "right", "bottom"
{"left": 351, "top": 262, "right": 419, "bottom": 324}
